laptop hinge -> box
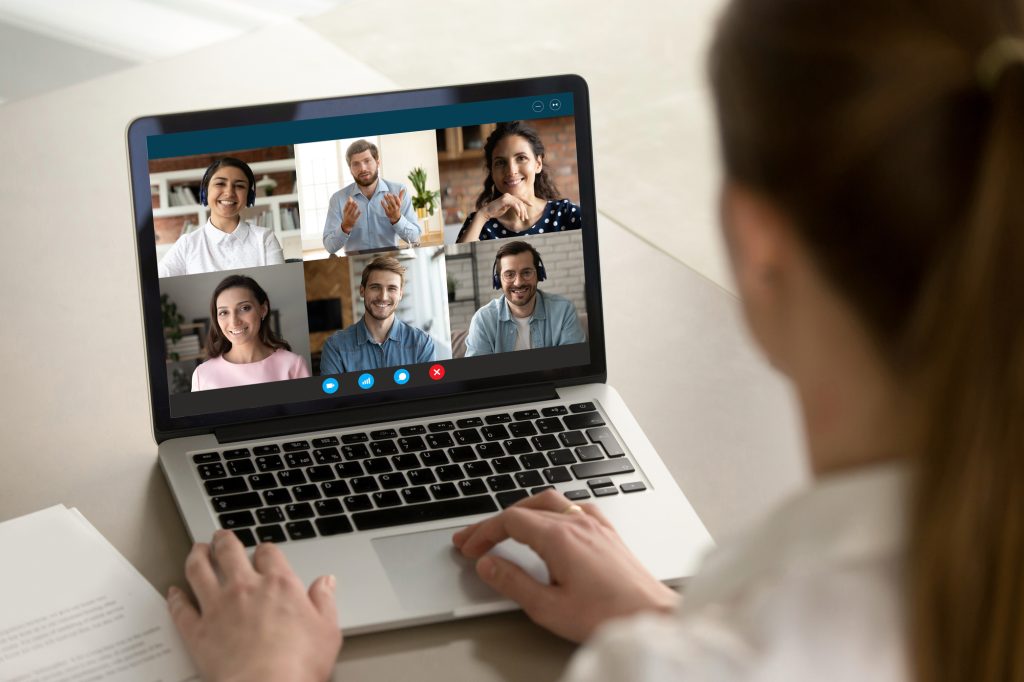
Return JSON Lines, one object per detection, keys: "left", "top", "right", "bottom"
{"left": 213, "top": 383, "right": 560, "bottom": 445}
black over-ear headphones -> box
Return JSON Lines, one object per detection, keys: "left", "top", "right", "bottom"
{"left": 199, "top": 158, "right": 257, "bottom": 208}
{"left": 492, "top": 246, "right": 548, "bottom": 290}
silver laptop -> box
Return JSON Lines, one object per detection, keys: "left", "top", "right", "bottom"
{"left": 127, "top": 75, "right": 712, "bottom": 634}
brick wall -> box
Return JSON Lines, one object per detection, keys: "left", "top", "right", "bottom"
{"left": 438, "top": 116, "right": 580, "bottom": 228}
{"left": 444, "top": 231, "right": 586, "bottom": 332}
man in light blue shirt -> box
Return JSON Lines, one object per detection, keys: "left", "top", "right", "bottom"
{"left": 320, "top": 256, "right": 436, "bottom": 374}
{"left": 322, "top": 139, "right": 422, "bottom": 254}
{"left": 465, "top": 240, "right": 585, "bottom": 356}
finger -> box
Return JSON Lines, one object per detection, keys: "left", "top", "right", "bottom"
{"left": 458, "top": 505, "right": 558, "bottom": 559}
{"left": 166, "top": 585, "right": 201, "bottom": 641}
{"left": 399, "top": 189, "right": 406, "bottom": 201}
{"left": 210, "top": 529, "right": 256, "bottom": 583}
{"left": 476, "top": 554, "right": 554, "bottom": 617}
{"left": 309, "top": 574, "right": 339, "bottom": 623}
{"left": 578, "top": 502, "right": 615, "bottom": 530}
{"left": 452, "top": 522, "right": 482, "bottom": 549}
{"left": 184, "top": 542, "right": 219, "bottom": 607}
{"left": 252, "top": 541, "right": 291, "bottom": 576}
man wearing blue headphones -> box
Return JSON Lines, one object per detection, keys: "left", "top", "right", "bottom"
{"left": 464, "top": 240, "right": 585, "bottom": 356}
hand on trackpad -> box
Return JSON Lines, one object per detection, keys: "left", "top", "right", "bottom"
{"left": 489, "top": 538, "right": 550, "bottom": 584}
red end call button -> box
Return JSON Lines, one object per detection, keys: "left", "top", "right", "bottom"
{"left": 429, "top": 364, "right": 445, "bottom": 381}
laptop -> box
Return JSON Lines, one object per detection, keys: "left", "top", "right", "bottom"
{"left": 127, "top": 75, "right": 712, "bottom": 634}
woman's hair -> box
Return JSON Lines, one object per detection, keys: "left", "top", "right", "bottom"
{"left": 205, "top": 275, "right": 291, "bottom": 359}
{"left": 709, "top": 1, "right": 1023, "bottom": 680}
{"left": 475, "top": 121, "right": 564, "bottom": 208}
{"left": 200, "top": 157, "right": 255, "bottom": 205}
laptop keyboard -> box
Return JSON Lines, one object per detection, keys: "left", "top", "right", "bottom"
{"left": 192, "top": 401, "right": 647, "bottom": 547}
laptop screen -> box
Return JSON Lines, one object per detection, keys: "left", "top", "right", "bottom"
{"left": 128, "top": 76, "right": 604, "bottom": 438}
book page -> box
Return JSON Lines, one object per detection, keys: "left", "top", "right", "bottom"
{"left": 0, "top": 506, "right": 198, "bottom": 682}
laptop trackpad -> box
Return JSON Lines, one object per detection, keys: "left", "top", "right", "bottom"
{"left": 372, "top": 526, "right": 550, "bottom": 614}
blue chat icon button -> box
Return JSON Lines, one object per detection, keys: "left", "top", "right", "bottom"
{"left": 322, "top": 378, "right": 339, "bottom": 395}
{"left": 358, "top": 373, "right": 375, "bottom": 390}
{"left": 393, "top": 368, "right": 410, "bottom": 385}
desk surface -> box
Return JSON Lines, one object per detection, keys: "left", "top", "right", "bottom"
{"left": 0, "top": 21, "right": 805, "bottom": 681}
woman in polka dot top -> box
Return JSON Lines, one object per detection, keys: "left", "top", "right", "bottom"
{"left": 456, "top": 121, "right": 582, "bottom": 242}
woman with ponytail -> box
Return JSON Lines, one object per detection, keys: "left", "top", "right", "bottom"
{"left": 165, "top": 1, "right": 1022, "bottom": 680}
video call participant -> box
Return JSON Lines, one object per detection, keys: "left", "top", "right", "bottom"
{"left": 319, "top": 256, "right": 436, "bottom": 374}
{"left": 465, "top": 240, "right": 584, "bottom": 356}
{"left": 159, "top": 157, "right": 285, "bottom": 278}
{"left": 322, "top": 140, "right": 423, "bottom": 254}
{"left": 191, "top": 275, "right": 310, "bottom": 391}
{"left": 456, "top": 121, "right": 582, "bottom": 243}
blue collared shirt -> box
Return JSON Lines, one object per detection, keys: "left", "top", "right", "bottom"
{"left": 465, "top": 290, "right": 585, "bottom": 356}
{"left": 322, "top": 178, "right": 422, "bottom": 254}
{"left": 320, "top": 317, "right": 436, "bottom": 375}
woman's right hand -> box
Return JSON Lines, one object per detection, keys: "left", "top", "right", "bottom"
{"left": 452, "top": 490, "right": 680, "bottom": 643}
{"left": 481, "top": 193, "right": 532, "bottom": 222}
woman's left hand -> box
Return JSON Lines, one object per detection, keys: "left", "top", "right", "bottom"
{"left": 167, "top": 530, "right": 342, "bottom": 682}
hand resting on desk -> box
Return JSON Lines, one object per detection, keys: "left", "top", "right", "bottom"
{"left": 167, "top": 530, "right": 341, "bottom": 682}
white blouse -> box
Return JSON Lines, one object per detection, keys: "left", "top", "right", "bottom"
{"left": 562, "top": 463, "right": 910, "bottom": 682}
{"left": 158, "top": 220, "right": 285, "bottom": 278}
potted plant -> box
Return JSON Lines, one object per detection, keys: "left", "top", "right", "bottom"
{"left": 408, "top": 167, "right": 440, "bottom": 221}
{"left": 162, "top": 293, "right": 185, "bottom": 361}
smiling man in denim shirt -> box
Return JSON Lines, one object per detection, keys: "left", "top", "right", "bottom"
{"left": 465, "top": 240, "right": 585, "bottom": 357}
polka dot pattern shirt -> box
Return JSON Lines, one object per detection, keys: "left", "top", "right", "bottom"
{"left": 457, "top": 199, "right": 582, "bottom": 241}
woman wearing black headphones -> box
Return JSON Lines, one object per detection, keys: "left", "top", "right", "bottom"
{"left": 158, "top": 157, "right": 285, "bottom": 278}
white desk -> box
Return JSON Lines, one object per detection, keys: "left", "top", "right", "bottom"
{"left": 0, "top": 20, "right": 805, "bottom": 681}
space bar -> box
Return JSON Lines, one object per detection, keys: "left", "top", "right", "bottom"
{"left": 352, "top": 495, "right": 499, "bottom": 531}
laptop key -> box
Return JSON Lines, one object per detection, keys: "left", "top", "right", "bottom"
{"left": 306, "top": 465, "right": 335, "bottom": 482}
{"left": 485, "top": 413, "right": 512, "bottom": 424}
{"left": 373, "top": 491, "right": 402, "bottom": 508}
{"left": 256, "top": 455, "right": 285, "bottom": 472}
{"left": 407, "top": 468, "right": 437, "bottom": 486}
{"left": 312, "top": 436, "right": 339, "bottom": 448}
{"left": 321, "top": 480, "right": 351, "bottom": 498}
{"left": 283, "top": 440, "right": 310, "bottom": 452}
{"left": 456, "top": 417, "right": 483, "bottom": 428}
{"left": 588, "top": 427, "right": 626, "bottom": 458}
{"left": 508, "top": 421, "right": 537, "bottom": 437}
{"left": 531, "top": 486, "right": 555, "bottom": 495}
{"left": 370, "top": 440, "right": 399, "bottom": 457}
{"left": 248, "top": 473, "right": 277, "bottom": 490}
{"left": 536, "top": 417, "right": 565, "bottom": 434}
{"left": 482, "top": 425, "right": 510, "bottom": 441}
{"left": 197, "top": 463, "right": 226, "bottom": 480}
{"left": 571, "top": 460, "right": 635, "bottom": 479}
{"left": 559, "top": 431, "right": 588, "bottom": 447}
{"left": 342, "top": 444, "right": 370, "bottom": 460}
{"left": 206, "top": 477, "right": 248, "bottom": 496}
{"left": 227, "top": 459, "right": 256, "bottom": 476}
{"left": 212, "top": 492, "right": 262, "bottom": 512}
{"left": 231, "top": 528, "right": 257, "bottom": 547}
{"left": 313, "top": 447, "right": 342, "bottom": 464}
{"left": 379, "top": 473, "right": 408, "bottom": 490}
{"left": 350, "top": 476, "right": 379, "bottom": 494}
{"left": 497, "top": 490, "right": 530, "bottom": 508}
{"left": 401, "top": 486, "right": 431, "bottom": 504}
{"left": 486, "top": 474, "right": 516, "bottom": 492}
{"left": 547, "top": 449, "right": 577, "bottom": 466}
{"left": 564, "top": 412, "right": 605, "bottom": 430}
{"left": 364, "top": 458, "right": 393, "bottom": 475}
{"left": 430, "top": 483, "right": 459, "bottom": 500}
{"left": 436, "top": 464, "right": 465, "bottom": 482}
{"left": 513, "top": 409, "right": 540, "bottom": 421}
{"left": 476, "top": 442, "right": 504, "bottom": 458}
{"left": 569, "top": 402, "right": 597, "bottom": 413}
{"left": 285, "top": 503, "right": 315, "bottom": 520}
{"left": 219, "top": 511, "right": 255, "bottom": 529}
{"left": 587, "top": 477, "right": 615, "bottom": 489}
{"left": 285, "top": 521, "right": 315, "bottom": 540}
{"left": 371, "top": 429, "right": 398, "bottom": 439}
{"left": 315, "top": 497, "right": 344, "bottom": 512}
{"left": 447, "top": 446, "right": 476, "bottom": 463}
{"left": 426, "top": 432, "right": 455, "bottom": 448}
{"left": 428, "top": 421, "right": 455, "bottom": 432}
{"left": 575, "top": 445, "right": 605, "bottom": 462}
{"left": 565, "top": 489, "right": 592, "bottom": 500}
{"left": 515, "top": 471, "right": 544, "bottom": 488}
{"left": 541, "top": 405, "right": 568, "bottom": 417}
{"left": 334, "top": 461, "right": 364, "bottom": 478}
{"left": 352, "top": 495, "right": 498, "bottom": 531}
{"left": 277, "top": 469, "right": 307, "bottom": 487}
{"left": 399, "top": 425, "right": 426, "bottom": 436}
{"left": 393, "top": 454, "right": 420, "bottom": 470}
{"left": 458, "top": 479, "right": 488, "bottom": 496}
{"left": 293, "top": 484, "right": 321, "bottom": 502}
{"left": 341, "top": 432, "right": 368, "bottom": 444}
{"left": 520, "top": 453, "right": 548, "bottom": 469}
{"left": 315, "top": 515, "right": 354, "bottom": 536}
{"left": 254, "top": 444, "right": 281, "bottom": 456}
{"left": 464, "top": 460, "right": 493, "bottom": 478}
{"left": 593, "top": 486, "right": 619, "bottom": 498}
{"left": 256, "top": 507, "right": 285, "bottom": 524}
{"left": 223, "top": 448, "right": 251, "bottom": 460}
{"left": 398, "top": 436, "right": 426, "bottom": 453}
{"left": 531, "top": 435, "right": 559, "bottom": 451}
{"left": 193, "top": 452, "right": 220, "bottom": 464}
{"left": 420, "top": 450, "right": 449, "bottom": 467}
{"left": 543, "top": 467, "right": 573, "bottom": 484}
{"left": 492, "top": 457, "right": 520, "bottom": 474}
{"left": 256, "top": 524, "right": 286, "bottom": 543}
{"left": 263, "top": 488, "right": 293, "bottom": 506}
{"left": 344, "top": 495, "right": 373, "bottom": 512}
{"left": 503, "top": 438, "right": 531, "bottom": 455}
{"left": 454, "top": 428, "right": 482, "bottom": 445}
{"left": 621, "top": 481, "right": 647, "bottom": 494}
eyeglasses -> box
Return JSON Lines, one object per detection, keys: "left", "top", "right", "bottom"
{"left": 500, "top": 268, "right": 537, "bottom": 282}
